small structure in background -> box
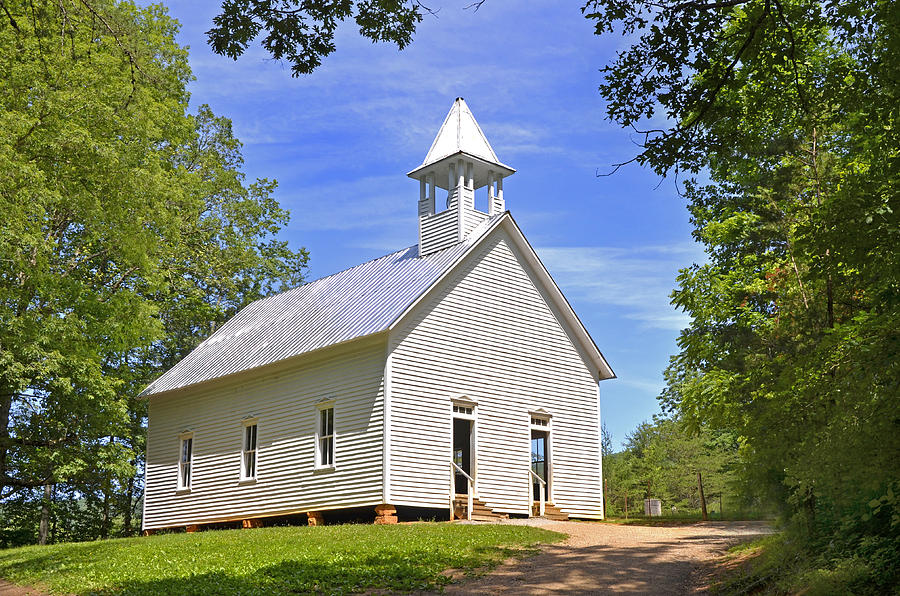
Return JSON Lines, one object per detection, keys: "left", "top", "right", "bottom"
{"left": 644, "top": 498, "right": 662, "bottom": 517}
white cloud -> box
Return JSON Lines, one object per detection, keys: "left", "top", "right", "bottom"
{"left": 283, "top": 175, "right": 414, "bottom": 232}
{"left": 537, "top": 243, "right": 706, "bottom": 331}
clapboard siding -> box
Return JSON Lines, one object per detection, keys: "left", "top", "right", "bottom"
{"left": 459, "top": 187, "right": 489, "bottom": 237}
{"left": 419, "top": 191, "right": 460, "bottom": 255}
{"left": 388, "top": 228, "right": 603, "bottom": 518}
{"left": 143, "top": 340, "right": 386, "bottom": 530}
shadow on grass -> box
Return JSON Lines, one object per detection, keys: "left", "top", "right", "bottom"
{"left": 0, "top": 541, "right": 537, "bottom": 596}
{"left": 101, "top": 557, "right": 441, "bottom": 596}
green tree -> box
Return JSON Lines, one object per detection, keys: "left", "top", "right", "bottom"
{"left": 0, "top": 0, "right": 307, "bottom": 544}
{"left": 582, "top": 0, "right": 898, "bottom": 585}
{"left": 604, "top": 417, "right": 740, "bottom": 517}
{"left": 207, "top": 0, "right": 423, "bottom": 76}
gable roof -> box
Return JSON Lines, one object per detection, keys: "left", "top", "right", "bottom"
{"left": 140, "top": 216, "right": 503, "bottom": 397}
{"left": 141, "top": 212, "right": 614, "bottom": 398}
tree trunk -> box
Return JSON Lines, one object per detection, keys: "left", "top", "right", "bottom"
{"left": 39, "top": 483, "right": 51, "bottom": 545}
{"left": 50, "top": 484, "right": 57, "bottom": 543}
{"left": 0, "top": 387, "right": 13, "bottom": 499}
{"left": 122, "top": 471, "right": 135, "bottom": 536}
{"left": 698, "top": 472, "right": 708, "bottom": 521}
{"left": 101, "top": 481, "right": 110, "bottom": 539}
{"left": 603, "top": 479, "right": 607, "bottom": 519}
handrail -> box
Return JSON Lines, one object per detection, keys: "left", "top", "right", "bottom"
{"left": 530, "top": 470, "right": 546, "bottom": 517}
{"left": 451, "top": 461, "right": 474, "bottom": 483}
{"left": 450, "top": 461, "right": 474, "bottom": 521}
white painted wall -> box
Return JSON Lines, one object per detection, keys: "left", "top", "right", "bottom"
{"left": 419, "top": 192, "right": 459, "bottom": 256}
{"left": 143, "top": 339, "right": 386, "bottom": 530}
{"left": 388, "top": 228, "right": 604, "bottom": 518}
{"left": 460, "top": 187, "right": 490, "bottom": 237}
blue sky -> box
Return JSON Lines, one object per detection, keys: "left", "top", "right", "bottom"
{"left": 165, "top": 0, "right": 704, "bottom": 448}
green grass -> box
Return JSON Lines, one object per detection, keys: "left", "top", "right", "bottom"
{"left": 0, "top": 523, "right": 564, "bottom": 595}
{"left": 713, "top": 533, "right": 900, "bottom": 595}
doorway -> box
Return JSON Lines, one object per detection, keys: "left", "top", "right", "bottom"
{"left": 531, "top": 429, "right": 549, "bottom": 501}
{"left": 453, "top": 417, "right": 473, "bottom": 495}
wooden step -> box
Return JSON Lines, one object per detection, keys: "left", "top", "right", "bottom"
{"left": 532, "top": 501, "right": 569, "bottom": 521}
{"left": 453, "top": 494, "right": 507, "bottom": 521}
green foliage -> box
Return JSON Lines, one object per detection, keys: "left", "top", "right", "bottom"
{"left": 717, "top": 527, "right": 900, "bottom": 595}
{"left": 0, "top": 0, "right": 307, "bottom": 543}
{"left": 603, "top": 417, "right": 750, "bottom": 518}
{"left": 0, "top": 523, "right": 562, "bottom": 595}
{"left": 585, "top": 0, "right": 899, "bottom": 591}
{"left": 207, "top": 0, "right": 423, "bottom": 76}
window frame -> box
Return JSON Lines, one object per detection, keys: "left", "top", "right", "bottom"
{"left": 240, "top": 418, "right": 259, "bottom": 483}
{"left": 451, "top": 398, "right": 478, "bottom": 492}
{"left": 528, "top": 411, "right": 553, "bottom": 502}
{"left": 315, "top": 401, "right": 336, "bottom": 470}
{"left": 177, "top": 431, "right": 194, "bottom": 492}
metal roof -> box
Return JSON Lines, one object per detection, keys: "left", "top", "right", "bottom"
{"left": 407, "top": 98, "right": 515, "bottom": 184}
{"left": 141, "top": 216, "right": 503, "bottom": 397}
{"left": 422, "top": 98, "right": 500, "bottom": 166}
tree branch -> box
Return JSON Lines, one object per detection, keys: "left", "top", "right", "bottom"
{"left": 681, "top": 0, "right": 770, "bottom": 132}
{"left": 0, "top": 0, "right": 19, "bottom": 30}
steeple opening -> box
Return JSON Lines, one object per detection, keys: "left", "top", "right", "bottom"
{"left": 408, "top": 98, "right": 515, "bottom": 257}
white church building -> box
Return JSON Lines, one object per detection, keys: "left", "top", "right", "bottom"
{"left": 141, "top": 98, "right": 615, "bottom": 531}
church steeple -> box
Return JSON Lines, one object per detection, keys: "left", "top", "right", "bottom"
{"left": 408, "top": 98, "right": 515, "bottom": 256}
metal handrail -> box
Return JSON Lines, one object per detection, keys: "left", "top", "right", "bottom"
{"left": 530, "top": 470, "right": 546, "bottom": 517}
{"left": 450, "top": 461, "right": 474, "bottom": 521}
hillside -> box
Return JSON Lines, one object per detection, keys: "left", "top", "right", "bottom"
{"left": 0, "top": 523, "right": 562, "bottom": 595}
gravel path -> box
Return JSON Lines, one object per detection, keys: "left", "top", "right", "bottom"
{"left": 443, "top": 520, "right": 773, "bottom": 595}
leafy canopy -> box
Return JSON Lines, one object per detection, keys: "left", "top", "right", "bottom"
{"left": 207, "top": 0, "right": 423, "bottom": 76}
{"left": 583, "top": 0, "right": 898, "bottom": 585}
{"left": 0, "top": 0, "right": 307, "bottom": 542}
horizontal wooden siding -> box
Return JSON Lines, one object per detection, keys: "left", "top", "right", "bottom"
{"left": 143, "top": 341, "right": 385, "bottom": 529}
{"left": 389, "top": 230, "right": 603, "bottom": 518}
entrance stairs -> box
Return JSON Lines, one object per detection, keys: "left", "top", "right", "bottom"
{"left": 532, "top": 501, "right": 570, "bottom": 521}
{"left": 453, "top": 494, "right": 507, "bottom": 521}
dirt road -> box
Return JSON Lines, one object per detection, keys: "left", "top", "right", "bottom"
{"left": 444, "top": 520, "right": 772, "bottom": 595}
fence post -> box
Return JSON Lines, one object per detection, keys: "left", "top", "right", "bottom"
{"left": 603, "top": 479, "right": 607, "bottom": 519}
{"left": 698, "top": 472, "right": 708, "bottom": 521}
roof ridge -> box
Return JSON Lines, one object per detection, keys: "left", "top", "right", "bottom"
{"left": 294, "top": 244, "right": 414, "bottom": 290}
{"left": 140, "top": 213, "right": 508, "bottom": 397}
{"left": 244, "top": 243, "right": 418, "bottom": 312}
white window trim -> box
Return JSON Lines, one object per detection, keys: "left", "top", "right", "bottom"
{"left": 528, "top": 411, "right": 553, "bottom": 502}
{"left": 450, "top": 398, "right": 478, "bottom": 494}
{"left": 177, "top": 431, "right": 194, "bottom": 493}
{"left": 529, "top": 410, "right": 552, "bottom": 429}
{"left": 451, "top": 397, "right": 477, "bottom": 421}
{"left": 240, "top": 418, "right": 259, "bottom": 483}
{"left": 315, "top": 400, "right": 336, "bottom": 470}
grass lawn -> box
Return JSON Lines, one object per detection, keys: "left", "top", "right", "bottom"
{"left": 711, "top": 533, "right": 899, "bottom": 595}
{"left": 0, "top": 523, "right": 563, "bottom": 595}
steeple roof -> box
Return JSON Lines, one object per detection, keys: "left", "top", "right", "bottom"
{"left": 408, "top": 98, "right": 514, "bottom": 178}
